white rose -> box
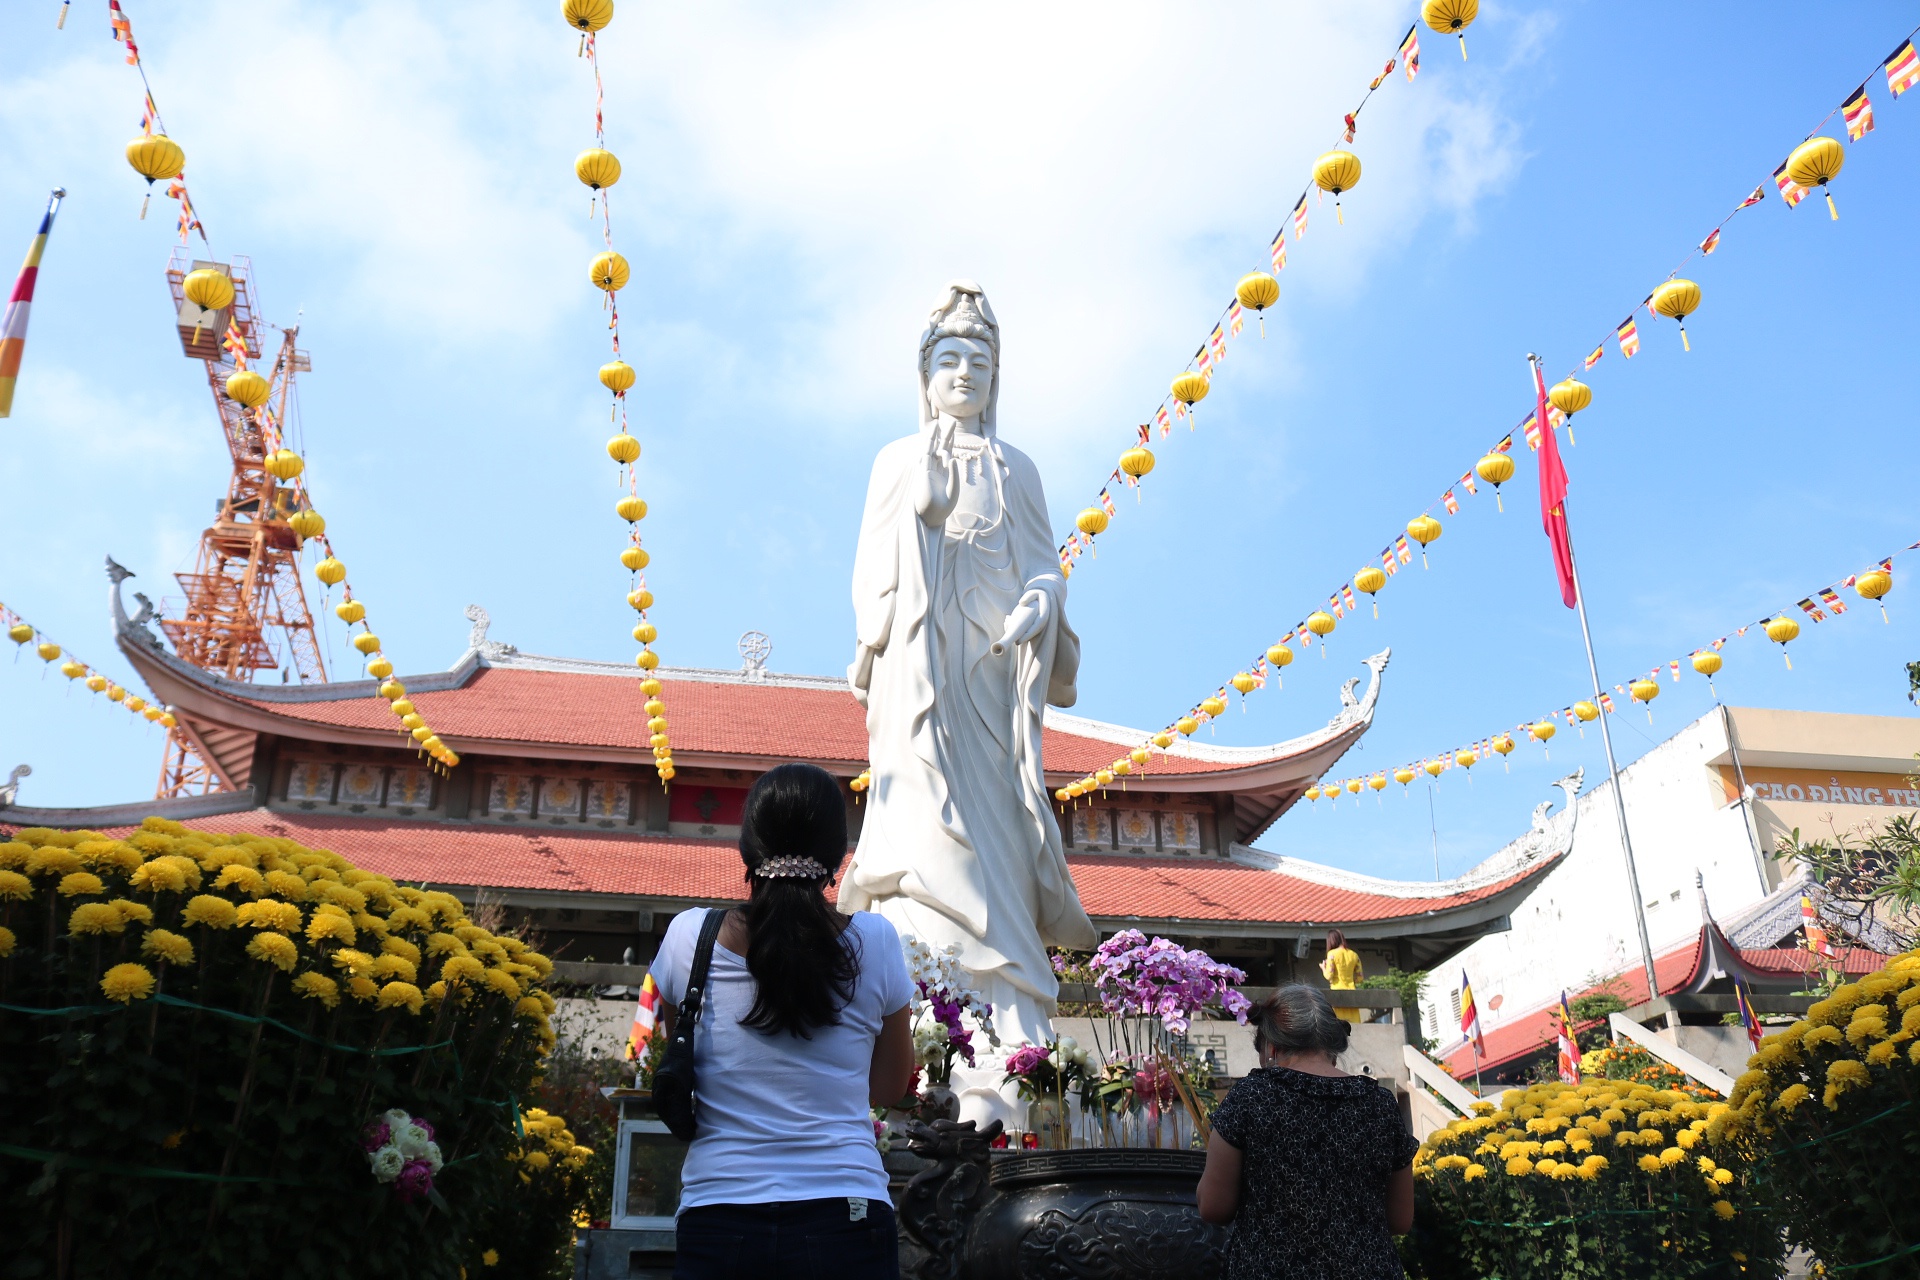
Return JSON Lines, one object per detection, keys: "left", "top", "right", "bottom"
{"left": 395, "top": 1124, "right": 432, "bottom": 1159}
{"left": 423, "top": 1142, "right": 444, "bottom": 1174}
{"left": 383, "top": 1108, "right": 412, "bottom": 1130}
{"left": 369, "top": 1145, "right": 405, "bottom": 1182}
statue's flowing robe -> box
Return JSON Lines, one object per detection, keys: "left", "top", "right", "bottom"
{"left": 842, "top": 428, "right": 1096, "bottom": 1039}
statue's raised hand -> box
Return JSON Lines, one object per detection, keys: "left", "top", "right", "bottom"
{"left": 915, "top": 422, "right": 961, "bottom": 528}
{"left": 990, "top": 588, "right": 1051, "bottom": 656}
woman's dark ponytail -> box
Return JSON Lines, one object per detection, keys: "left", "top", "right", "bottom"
{"left": 737, "top": 763, "right": 858, "bottom": 1038}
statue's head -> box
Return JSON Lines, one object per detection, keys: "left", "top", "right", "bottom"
{"left": 918, "top": 280, "right": 1000, "bottom": 430}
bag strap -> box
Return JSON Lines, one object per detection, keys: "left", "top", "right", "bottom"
{"left": 676, "top": 908, "right": 727, "bottom": 1033}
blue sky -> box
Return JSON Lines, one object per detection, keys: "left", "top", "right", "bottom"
{"left": 2, "top": 2, "right": 1915, "bottom": 883}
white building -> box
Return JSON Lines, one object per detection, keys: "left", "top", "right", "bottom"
{"left": 1420, "top": 705, "right": 1920, "bottom": 1079}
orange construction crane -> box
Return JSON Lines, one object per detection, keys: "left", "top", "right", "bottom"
{"left": 154, "top": 248, "right": 327, "bottom": 797}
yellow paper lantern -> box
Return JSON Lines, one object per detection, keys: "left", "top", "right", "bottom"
{"left": 616, "top": 495, "right": 648, "bottom": 522}
{"left": 1304, "top": 785, "right": 1322, "bottom": 802}
{"left": 86, "top": 675, "right": 108, "bottom": 692}
{"left": 1406, "top": 514, "right": 1443, "bottom": 567}
{"left": 181, "top": 267, "right": 234, "bottom": 323}
{"left": 563, "top": 0, "right": 614, "bottom": 32}
{"left": 1199, "top": 695, "right": 1227, "bottom": 718}
{"left": 289, "top": 509, "right": 325, "bottom": 540}
{"left": 7, "top": 623, "right": 34, "bottom": 644}
{"left": 1424, "top": 759, "right": 1445, "bottom": 779}
{"left": 644, "top": 698, "right": 666, "bottom": 717}
{"left": 1113, "top": 759, "right": 1132, "bottom": 777}
{"left": 1855, "top": 568, "right": 1892, "bottom": 622}
{"left": 1353, "top": 565, "right": 1386, "bottom": 617}
{"left": 107, "top": 685, "right": 126, "bottom": 702}
{"left": 1421, "top": 0, "right": 1478, "bottom": 57}
{"left": 1455, "top": 748, "right": 1477, "bottom": 770}
{"left": 411, "top": 726, "right": 433, "bottom": 743}
{"left": 1574, "top": 700, "right": 1599, "bottom": 722}
{"left": 628, "top": 588, "right": 654, "bottom": 611}
{"left": 1548, "top": 378, "right": 1591, "bottom": 445}
{"left": 351, "top": 633, "right": 381, "bottom": 656}
{"left": 1312, "top": 151, "right": 1363, "bottom": 222}
{"left": 401, "top": 714, "right": 427, "bottom": 732}
{"left": 620, "top": 546, "right": 649, "bottom": 571}
{"left": 159, "top": 712, "right": 177, "bottom": 729}
{"left": 640, "top": 677, "right": 662, "bottom": 696}
{"left": 1764, "top": 615, "right": 1800, "bottom": 668}
{"left": 635, "top": 648, "right": 660, "bottom": 670}
{"left": 143, "top": 705, "right": 164, "bottom": 722}
{"left": 366, "top": 658, "right": 394, "bottom": 680}
{"left": 264, "top": 449, "right": 305, "bottom": 481}
{"left": 1118, "top": 446, "right": 1155, "bottom": 481}
{"left": 421, "top": 735, "right": 444, "bottom": 753}
{"left": 650, "top": 732, "right": 671, "bottom": 750}
{"left": 576, "top": 147, "right": 622, "bottom": 191}
{"left": 125, "top": 696, "right": 146, "bottom": 713}
{"left": 1344, "top": 778, "right": 1362, "bottom": 795}
{"left": 1093, "top": 769, "right": 1114, "bottom": 788}
{"left": 315, "top": 557, "right": 346, "bottom": 587}
{"left": 379, "top": 680, "right": 407, "bottom": 701}
{"left": 1053, "top": 787, "right": 1070, "bottom": 804}
{"left": 1266, "top": 642, "right": 1295, "bottom": 673}
{"left": 390, "top": 699, "right": 415, "bottom": 717}
{"left": 1630, "top": 677, "right": 1660, "bottom": 722}
{"left": 1786, "top": 136, "right": 1845, "bottom": 220}
{"left": 1076, "top": 507, "right": 1110, "bottom": 537}
{"left": 1151, "top": 732, "right": 1174, "bottom": 750}
{"left": 1651, "top": 279, "right": 1702, "bottom": 351}
{"left": 125, "top": 134, "right": 185, "bottom": 212}
{"left": 633, "top": 622, "right": 658, "bottom": 644}
{"left": 35, "top": 641, "right": 61, "bottom": 662}
{"left": 1531, "top": 721, "right": 1556, "bottom": 757}
{"left": 225, "top": 369, "right": 271, "bottom": 409}
{"left": 1129, "top": 747, "right": 1150, "bottom": 766}
{"left": 1368, "top": 773, "right": 1388, "bottom": 792}
{"left": 1691, "top": 649, "right": 1723, "bottom": 678}
{"left": 1492, "top": 733, "right": 1515, "bottom": 759}
{"left": 1170, "top": 371, "right": 1210, "bottom": 409}
{"left": 589, "top": 252, "right": 630, "bottom": 292}
{"left": 1305, "top": 612, "right": 1336, "bottom": 656}
{"left": 1235, "top": 271, "right": 1280, "bottom": 336}
{"left": 1476, "top": 451, "right": 1515, "bottom": 510}
{"left": 1394, "top": 766, "right": 1416, "bottom": 787}
{"left": 335, "top": 600, "right": 366, "bottom": 624}
{"left": 1230, "top": 672, "right": 1256, "bottom": 695}
{"left": 59, "top": 660, "right": 84, "bottom": 679}
{"left": 599, "top": 360, "right": 636, "bottom": 395}
{"left": 1176, "top": 716, "right": 1199, "bottom": 736}
{"left": 607, "top": 434, "right": 641, "bottom": 464}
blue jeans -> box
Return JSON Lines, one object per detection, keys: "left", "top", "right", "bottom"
{"left": 673, "top": 1197, "right": 899, "bottom": 1280}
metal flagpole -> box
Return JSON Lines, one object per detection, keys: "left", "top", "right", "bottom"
{"left": 1559, "top": 497, "right": 1660, "bottom": 1002}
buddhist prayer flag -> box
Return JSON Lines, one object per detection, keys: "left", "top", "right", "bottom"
{"left": 1885, "top": 40, "right": 1920, "bottom": 97}
{"left": 1699, "top": 227, "right": 1722, "bottom": 255}
{"left": 1341, "top": 584, "right": 1357, "bottom": 614}
{"left": 1616, "top": 316, "right": 1641, "bottom": 358}
{"left": 1371, "top": 59, "right": 1394, "bottom": 91}
{"left": 1380, "top": 546, "right": 1398, "bottom": 576}
{"left": 1669, "top": 659, "right": 1681, "bottom": 681}
{"left": 1798, "top": 597, "right": 1825, "bottom": 622}
{"left": 1395, "top": 535, "right": 1413, "bottom": 565}
{"left": 1270, "top": 232, "right": 1287, "bottom": 274}
{"left": 1772, "top": 160, "right": 1810, "bottom": 207}
{"left": 1459, "top": 971, "right": 1484, "bottom": 1056}
{"left": 1733, "top": 974, "right": 1763, "bottom": 1051}
{"left": 1842, "top": 86, "right": 1875, "bottom": 140}
{"left": 1343, "top": 112, "right": 1358, "bottom": 144}
{"left": 1818, "top": 587, "right": 1846, "bottom": 614}
{"left": 1292, "top": 195, "right": 1308, "bottom": 242}
{"left": 108, "top": 0, "right": 139, "bottom": 64}
{"left": 1584, "top": 343, "right": 1604, "bottom": 370}
{"left": 1442, "top": 490, "right": 1459, "bottom": 515}
{"left": 1208, "top": 325, "right": 1227, "bottom": 365}
{"left": 0, "top": 191, "right": 63, "bottom": 420}
{"left": 1534, "top": 359, "right": 1577, "bottom": 609}
{"left": 1599, "top": 692, "right": 1615, "bottom": 713}
{"left": 627, "top": 973, "right": 661, "bottom": 1060}
{"left": 1801, "top": 895, "right": 1835, "bottom": 958}
{"left": 1738, "top": 183, "right": 1766, "bottom": 209}
{"left": 1195, "top": 345, "right": 1212, "bottom": 376}
{"left": 1399, "top": 25, "right": 1421, "bottom": 82}
{"left": 1100, "top": 489, "right": 1116, "bottom": 517}
{"left": 1459, "top": 470, "right": 1476, "bottom": 495}
{"left": 1156, "top": 405, "right": 1172, "bottom": 437}
{"left": 1227, "top": 303, "right": 1245, "bottom": 338}
{"left": 1556, "top": 993, "right": 1583, "bottom": 1083}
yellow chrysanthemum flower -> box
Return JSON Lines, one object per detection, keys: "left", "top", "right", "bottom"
{"left": 482, "top": 1250, "right": 499, "bottom": 1267}
{"left": 1505, "top": 1157, "right": 1533, "bottom": 1177}
{"left": 426, "top": 980, "right": 449, "bottom": 1003}
{"left": 515, "top": 996, "right": 547, "bottom": 1020}
{"left": 237, "top": 899, "right": 304, "bottom": 933}
{"left": 1676, "top": 1128, "right": 1700, "bottom": 1149}
{"left": 101, "top": 962, "right": 157, "bottom": 1003}
{"left": 1846, "top": 1016, "right": 1889, "bottom": 1048}
{"left": 330, "top": 947, "right": 374, "bottom": 976}
{"left": 1637, "top": 1154, "right": 1663, "bottom": 1174}
{"left": 351, "top": 911, "right": 389, "bottom": 940}
{"left": 318, "top": 882, "right": 367, "bottom": 913}
{"left": 0, "top": 925, "right": 14, "bottom": 957}
{"left": 214, "top": 865, "right": 267, "bottom": 897}
{"left": 141, "top": 928, "right": 195, "bottom": 966}
{"left": 0, "top": 869, "right": 31, "bottom": 901}
{"left": 130, "top": 860, "right": 186, "bottom": 894}
{"left": 482, "top": 968, "right": 522, "bottom": 999}
{"left": 1823, "top": 1059, "right": 1872, "bottom": 1109}
{"left": 0, "top": 841, "right": 31, "bottom": 870}
{"left": 109, "top": 899, "right": 154, "bottom": 926}
{"left": 307, "top": 913, "right": 357, "bottom": 947}
{"left": 381, "top": 935, "right": 422, "bottom": 965}
{"left": 182, "top": 894, "right": 239, "bottom": 929}
{"left": 247, "top": 932, "right": 299, "bottom": 973}
{"left": 27, "top": 847, "right": 84, "bottom": 877}
{"left": 1463, "top": 1163, "right": 1486, "bottom": 1181}
{"left": 524, "top": 1150, "right": 551, "bottom": 1171}
{"left": 523, "top": 952, "right": 554, "bottom": 979}
{"left": 56, "top": 871, "right": 105, "bottom": 897}
{"left": 1658, "top": 1147, "right": 1686, "bottom": 1166}
{"left": 1866, "top": 1040, "right": 1898, "bottom": 1066}
{"left": 386, "top": 906, "right": 434, "bottom": 933}
{"left": 264, "top": 870, "right": 310, "bottom": 901}
{"left": 1712, "top": 1200, "right": 1735, "bottom": 1219}
{"left": 442, "top": 956, "right": 486, "bottom": 985}
{"left": 377, "top": 981, "right": 425, "bottom": 1014}
{"left": 1713, "top": 1167, "right": 1733, "bottom": 1185}
{"left": 69, "top": 902, "right": 127, "bottom": 936}
{"left": 371, "top": 954, "right": 417, "bottom": 983}
{"left": 348, "top": 975, "right": 380, "bottom": 1002}
{"left": 292, "top": 972, "right": 340, "bottom": 1009}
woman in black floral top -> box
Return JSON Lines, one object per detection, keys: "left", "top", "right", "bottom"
{"left": 1198, "top": 984, "right": 1419, "bottom": 1280}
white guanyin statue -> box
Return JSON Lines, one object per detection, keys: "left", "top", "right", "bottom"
{"left": 841, "top": 280, "right": 1098, "bottom": 1127}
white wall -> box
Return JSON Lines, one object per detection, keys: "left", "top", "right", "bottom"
{"left": 1422, "top": 709, "right": 1772, "bottom": 1055}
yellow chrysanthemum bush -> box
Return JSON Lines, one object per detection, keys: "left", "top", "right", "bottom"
{"left": 1717, "top": 948, "right": 1920, "bottom": 1275}
{"left": 1403, "top": 1080, "right": 1782, "bottom": 1279}
{"left": 0, "top": 820, "right": 560, "bottom": 1280}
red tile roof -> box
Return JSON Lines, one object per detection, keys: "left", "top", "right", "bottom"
{"left": 32, "top": 809, "right": 1544, "bottom": 929}
{"left": 232, "top": 667, "right": 1272, "bottom": 777}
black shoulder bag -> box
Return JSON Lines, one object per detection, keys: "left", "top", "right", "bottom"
{"left": 652, "top": 908, "right": 725, "bottom": 1143}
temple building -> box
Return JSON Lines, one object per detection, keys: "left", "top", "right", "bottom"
{"left": 0, "top": 593, "right": 1565, "bottom": 995}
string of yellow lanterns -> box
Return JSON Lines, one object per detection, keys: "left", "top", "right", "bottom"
{"left": 562, "top": 0, "right": 674, "bottom": 785}
{"left": 0, "top": 601, "right": 177, "bottom": 730}
{"left": 1299, "top": 543, "right": 1908, "bottom": 812}
{"left": 1056, "top": 5, "right": 1478, "bottom": 577}
{"left": 109, "top": 4, "right": 205, "bottom": 242}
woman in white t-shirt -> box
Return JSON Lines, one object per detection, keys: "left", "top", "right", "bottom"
{"left": 653, "top": 762, "right": 915, "bottom": 1280}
